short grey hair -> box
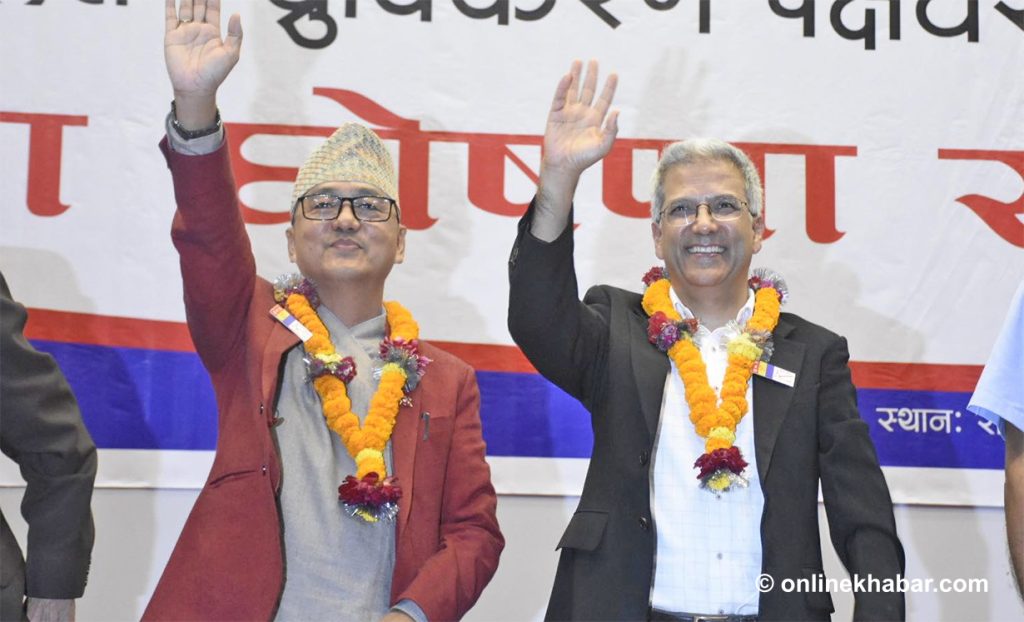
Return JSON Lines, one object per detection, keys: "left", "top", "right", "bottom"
{"left": 650, "top": 138, "right": 763, "bottom": 223}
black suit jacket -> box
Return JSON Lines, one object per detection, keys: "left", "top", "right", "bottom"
{"left": 508, "top": 212, "right": 904, "bottom": 621}
{"left": 0, "top": 272, "right": 96, "bottom": 619}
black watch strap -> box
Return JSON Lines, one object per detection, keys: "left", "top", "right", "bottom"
{"left": 170, "top": 100, "right": 222, "bottom": 140}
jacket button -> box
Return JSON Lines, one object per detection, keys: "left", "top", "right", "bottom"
{"left": 639, "top": 516, "right": 649, "bottom": 531}
{"left": 639, "top": 450, "right": 650, "bottom": 466}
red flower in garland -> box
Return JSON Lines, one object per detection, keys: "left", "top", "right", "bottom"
{"left": 338, "top": 472, "right": 403, "bottom": 521}
{"left": 647, "top": 312, "right": 673, "bottom": 343}
{"left": 647, "top": 312, "right": 700, "bottom": 352}
{"left": 693, "top": 446, "right": 749, "bottom": 480}
{"left": 642, "top": 266, "right": 667, "bottom": 287}
{"left": 306, "top": 355, "right": 357, "bottom": 383}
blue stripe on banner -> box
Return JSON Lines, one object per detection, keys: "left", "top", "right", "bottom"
{"left": 31, "top": 341, "right": 1005, "bottom": 469}
{"left": 859, "top": 388, "right": 1004, "bottom": 470}
{"left": 477, "top": 371, "right": 593, "bottom": 458}
{"left": 33, "top": 340, "right": 218, "bottom": 451}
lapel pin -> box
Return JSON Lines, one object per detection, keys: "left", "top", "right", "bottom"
{"left": 751, "top": 360, "right": 796, "bottom": 387}
{"left": 269, "top": 304, "right": 313, "bottom": 342}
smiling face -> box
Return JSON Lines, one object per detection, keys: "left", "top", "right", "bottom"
{"left": 652, "top": 159, "right": 764, "bottom": 302}
{"left": 286, "top": 180, "right": 406, "bottom": 290}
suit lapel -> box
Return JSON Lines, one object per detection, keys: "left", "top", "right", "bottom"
{"left": 630, "top": 307, "right": 670, "bottom": 441}
{"left": 392, "top": 384, "right": 420, "bottom": 541}
{"left": 263, "top": 322, "right": 300, "bottom": 422}
{"left": 752, "top": 318, "right": 804, "bottom": 485}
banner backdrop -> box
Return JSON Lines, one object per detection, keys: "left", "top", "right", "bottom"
{"left": 2, "top": 0, "right": 1022, "bottom": 506}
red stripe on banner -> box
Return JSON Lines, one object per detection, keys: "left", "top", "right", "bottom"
{"left": 430, "top": 341, "right": 538, "bottom": 373}
{"left": 25, "top": 308, "right": 196, "bottom": 353}
{"left": 849, "top": 362, "right": 981, "bottom": 393}
{"left": 22, "top": 308, "right": 539, "bottom": 372}
{"left": 25, "top": 308, "right": 981, "bottom": 391}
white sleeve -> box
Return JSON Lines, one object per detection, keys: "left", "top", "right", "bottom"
{"left": 164, "top": 112, "right": 225, "bottom": 156}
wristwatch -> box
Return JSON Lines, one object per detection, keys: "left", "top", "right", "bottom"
{"left": 170, "top": 100, "right": 222, "bottom": 140}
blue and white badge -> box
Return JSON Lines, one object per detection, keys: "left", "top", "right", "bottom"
{"left": 752, "top": 360, "right": 796, "bottom": 387}
{"left": 269, "top": 304, "right": 313, "bottom": 342}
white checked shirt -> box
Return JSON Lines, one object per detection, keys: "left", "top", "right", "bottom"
{"left": 650, "top": 288, "right": 764, "bottom": 616}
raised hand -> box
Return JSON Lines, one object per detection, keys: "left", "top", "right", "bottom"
{"left": 542, "top": 60, "right": 619, "bottom": 177}
{"left": 164, "top": 0, "right": 242, "bottom": 130}
{"left": 532, "top": 60, "right": 619, "bottom": 242}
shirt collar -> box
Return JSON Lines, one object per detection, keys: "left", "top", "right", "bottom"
{"left": 669, "top": 286, "right": 755, "bottom": 327}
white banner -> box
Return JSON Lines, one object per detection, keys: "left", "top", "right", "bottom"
{"left": 1, "top": 0, "right": 1022, "bottom": 504}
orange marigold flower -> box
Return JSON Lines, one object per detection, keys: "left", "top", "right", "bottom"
{"left": 363, "top": 431, "right": 386, "bottom": 448}
{"left": 720, "top": 401, "right": 742, "bottom": 422}
{"left": 729, "top": 396, "right": 749, "bottom": 416}
{"left": 696, "top": 414, "right": 724, "bottom": 437}
{"left": 721, "top": 380, "right": 748, "bottom": 397}
{"left": 365, "top": 420, "right": 392, "bottom": 436}
{"left": 336, "top": 413, "right": 359, "bottom": 431}
{"left": 306, "top": 335, "right": 332, "bottom": 353}
{"left": 691, "top": 389, "right": 718, "bottom": 408}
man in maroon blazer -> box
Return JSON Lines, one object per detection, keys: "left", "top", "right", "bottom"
{"left": 144, "top": 2, "right": 502, "bottom": 620}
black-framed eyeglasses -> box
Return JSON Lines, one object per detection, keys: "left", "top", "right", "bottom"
{"left": 297, "top": 193, "right": 398, "bottom": 222}
{"left": 661, "top": 194, "right": 750, "bottom": 226}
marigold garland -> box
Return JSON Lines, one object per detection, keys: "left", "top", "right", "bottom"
{"left": 273, "top": 274, "right": 430, "bottom": 522}
{"left": 641, "top": 267, "right": 787, "bottom": 493}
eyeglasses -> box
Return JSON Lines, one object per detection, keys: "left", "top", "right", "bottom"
{"left": 297, "top": 193, "right": 397, "bottom": 222}
{"left": 661, "top": 195, "right": 750, "bottom": 226}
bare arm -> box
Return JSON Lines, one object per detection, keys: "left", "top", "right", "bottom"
{"left": 1006, "top": 422, "right": 1024, "bottom": 597}
{"left": 532, "top": 60, "right": 619, "bottom": 241}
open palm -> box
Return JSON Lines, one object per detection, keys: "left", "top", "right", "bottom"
{"left": 164, "top": 0, "right": 241, "bottom": 98}
{"left": 543, "top": 60, "right": 619, "bottom": 176}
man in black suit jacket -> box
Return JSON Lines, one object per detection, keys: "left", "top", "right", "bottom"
{"left": 1, "top": 272, "right": 96, "bottom": 621}
{"left": 507, "top": 62, "right": 904, "bottom": 621}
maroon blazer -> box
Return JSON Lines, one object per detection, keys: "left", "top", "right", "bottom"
{"left": 143, "top": 139, "right": 503, "bottom": 621}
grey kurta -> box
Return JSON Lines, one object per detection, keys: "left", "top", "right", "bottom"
{"left": 273, "top": 307, "right": 395, "bottom": 621}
